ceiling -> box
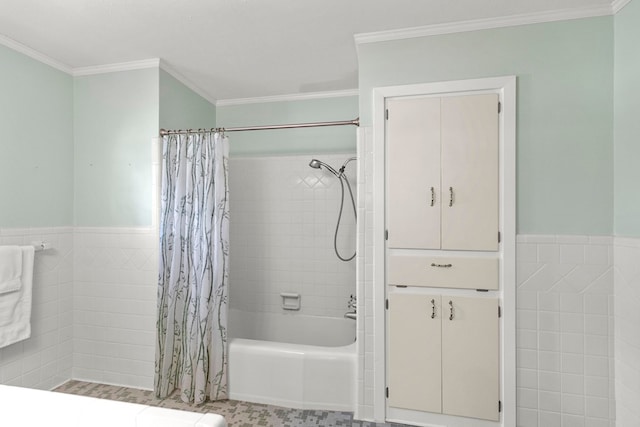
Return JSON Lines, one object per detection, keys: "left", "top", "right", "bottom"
{"left": 0, "top": 0, "right": 614, "bottom": 102}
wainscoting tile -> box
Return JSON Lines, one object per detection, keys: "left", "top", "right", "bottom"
{"left": 517, "top": 236, "right": 614, "bottom": 426}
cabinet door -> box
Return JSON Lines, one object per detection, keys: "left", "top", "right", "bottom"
{"left": 387, "top": 97, "right": 441, "bottom": 249}
{"left": 388, "top": 293, "right": 441, "bottom": 413}
{"left": 441, "top": 94, "right": 499, "bottom": 251}
{"left": 441, "top": 296, "right": 499, "bottom": 421}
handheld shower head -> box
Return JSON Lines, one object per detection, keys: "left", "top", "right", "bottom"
{"left": 309, "top": 158, "right": 340, "bottom": 177}
{"left": 309, "top": 159, "right": 322, "bottom": 169}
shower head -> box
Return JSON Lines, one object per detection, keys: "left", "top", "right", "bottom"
{"left": 309, "top": 159, "right": 322, "bottom": 169}
{"left": 309, "top": 159, "right": 340, "bottom": 177}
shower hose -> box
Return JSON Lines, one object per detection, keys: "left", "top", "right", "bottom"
{"left": 334, "top": 167, "right": 357, "bottom": 262}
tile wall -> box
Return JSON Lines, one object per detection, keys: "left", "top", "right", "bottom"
{"left": 228, "top": 154, "right": 357, "bottom": 318}
{"left": 516, "top": 235, "right": 615, "bottom": 427}
{"left": 72, "top": 227, "right": 158, "bottom": 390}
{"left": 0, "top": 227, "right": 73, "bottom": 390}
{"left": 356, "top": 128, "right": 375, "bottom": 421}
{"left": 614, "top": 237, "right": 640, "bottom": 427}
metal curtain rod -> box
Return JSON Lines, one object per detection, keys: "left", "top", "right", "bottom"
{"left": 159, "top": 117, "right": 360, "bottom": 137}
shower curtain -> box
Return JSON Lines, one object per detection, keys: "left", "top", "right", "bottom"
{"left": 155, "top": 131, "right": 229, "bottom": 404}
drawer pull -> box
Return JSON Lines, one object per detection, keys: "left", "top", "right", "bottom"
{"left": 430, "top": 187, "right": 435, "bottom": 207}
{"left": 430, "top": 299, "right": 436, "bottom": 319}
{"left": 449, "top": 187, "right": 454, "bottom": 207}
{"left": 430, "top": 263, "right": 452, "bottom": 268}
{"left": 449, "top": 300, "right": 454, "bottom": 320}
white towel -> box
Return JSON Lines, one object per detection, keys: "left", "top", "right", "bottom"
{"left": 0, "top": 246, "right": 23, "bottom": 294}
{"left": 0, "top": 245, "right": 35, "bottom": 348}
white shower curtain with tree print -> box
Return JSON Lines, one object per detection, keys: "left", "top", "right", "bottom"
{"left": 155, "top": 132, "right": 229, "bottom": 404}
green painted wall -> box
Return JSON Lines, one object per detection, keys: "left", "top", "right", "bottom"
{"left": 217, "top": 96, "right": 358, "bottom": 156}
{"left": 159, "top": 70, "right": 216, "bottom": 130}
{"left": 358, "top": 17, "right": 614, "bottom": 235}
{"left": 0, "top": 45, "right": 74, "bottom": 227}
{"left": 74, "top": 68, "right": 159, "bottom": 227}
{"left": 614, "top": 0, "right": 640, "bottom": 237}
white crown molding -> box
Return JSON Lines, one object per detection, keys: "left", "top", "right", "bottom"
{"left": 0, "top": 33, "right": 73, "bottom": 74}
{"left": 612, "top": 0, "right": 633, "bottom": 13}
{"left": 73, "top": 58, "right": 161, "bottom": 76}
{"left": 216, "top": 89, "right": 359, "bottom": 107}
{"left": 159, "top": 60, "right": 218, "bottom": 106}
{"left": 355, "top": 5, "right": 614, "bottom": 44}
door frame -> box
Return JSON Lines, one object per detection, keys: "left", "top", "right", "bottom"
{"left": 371, "top": 76, "right": 516, "bottom": 426}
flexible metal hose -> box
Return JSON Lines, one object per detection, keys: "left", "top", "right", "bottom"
{"left": 333, "top": 169, "right": 357, "bottom": 262}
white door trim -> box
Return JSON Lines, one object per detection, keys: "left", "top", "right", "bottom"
{"left": 371, "top": 76, "right": 516, "bottom": 426}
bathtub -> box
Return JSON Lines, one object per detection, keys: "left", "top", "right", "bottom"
{"left": 0, "top": 384, "right": 226, "bottom": 427}
{"left": 228, "top": 309, "right": 356, "bottom": 411}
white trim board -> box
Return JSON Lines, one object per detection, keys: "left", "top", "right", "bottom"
{"left": 159, "top": 60, "right": 218, "bottom": 106}
{"left": 612, "top": 0, "right": 633, "bottom": 13}
{"left": 216, "top": 89, "right": 359, "bottom": 107}
{"left": 371, "top": 76, "right": 516, "bottom": 426}
{"left": 73, "top": 58, "right": 160, "bottom": 76}
{"left": 0, "top": 33, "right": 73, "bottom": 74}
{"left": 355, "top": 4, "right": 613, "bottom": 44}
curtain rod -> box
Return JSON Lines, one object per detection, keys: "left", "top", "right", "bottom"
{"left": 159, "top": 117, "right": 359, "bottom": 137}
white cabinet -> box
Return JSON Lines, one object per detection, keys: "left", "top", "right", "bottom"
{"left": 386, "top": 94, "right": 499, "bottom": 251}
{"left": 387, "top": 293, "right": 500, "bottom": 422}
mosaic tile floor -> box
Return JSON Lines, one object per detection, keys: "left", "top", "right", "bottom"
{"left": 54, "top": 380, "right": 410, "bottom": 427}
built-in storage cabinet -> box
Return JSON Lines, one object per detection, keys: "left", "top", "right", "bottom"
{"left": 387, "top": 293, "right": 500, "bottom": 422}
{"left": 385, "top": 90, "right": 504, "bottom": 425}
{"left": 386, "top": 94, "right": 499, "bottom": 252}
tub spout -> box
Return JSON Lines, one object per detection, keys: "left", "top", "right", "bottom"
{"left": 344, "top": 312, "right": 357, "bottom": 320}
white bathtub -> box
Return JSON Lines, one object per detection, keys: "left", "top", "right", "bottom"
{"left": 228, "top": 309, "right": 356, "bottom": 411}
{"left": 0, "top": 384, "right": 226, "bottom": 427}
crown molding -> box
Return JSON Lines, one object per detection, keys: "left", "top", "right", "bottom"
{"left": 355, "top": 4, "right": 614, "bottom": 44}
{"left": 72, "top": 58, "right": 161, "bottom": 76}
{"left": 612, "top": 0, "right": 633, "bottom": 13}
{"left": 216, "top": 89, "right": 359, "bottom": 107}
{"left": 159, "top": 60, "right": 218, "bottom": 106}
{"left": 0, "top": 33, "right": 73, "bottom": 74}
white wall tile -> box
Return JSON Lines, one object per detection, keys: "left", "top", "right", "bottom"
{"left": 539, "top": 371, "right": 561, "bottom": 392}
{"left": 614, "top": 237, "right": 640, "bottom": 426}
{"left": 72, "top": 228, "right": 157, "bottom": 390}
{"left": 517, "top": 236, "right": 614, "bottom": 426}
{"left": 0, "top": 227, "right": 74, "bottom": 390}
{"left": 540, "top": 410, "right": 562, "bottom": 427}
{"left": 229, "top": 154, "right": 357, "bottom": 319}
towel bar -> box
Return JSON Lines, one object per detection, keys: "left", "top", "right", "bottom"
{"left": 30, "top": 241, "right": 52, "bottom": 252}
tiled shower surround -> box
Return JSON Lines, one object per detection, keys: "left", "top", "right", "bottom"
{"left": 228, "top": 154, "right": 357, "bottom": 318}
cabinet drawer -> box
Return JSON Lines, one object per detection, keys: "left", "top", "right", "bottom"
{"left": 388, "top": 255, "right": 499, "bottom": 290}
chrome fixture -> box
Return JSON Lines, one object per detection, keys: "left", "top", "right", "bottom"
{"left": 308, "top": 159, "right": 340, "bottom": 177}
{"left": 344, "top": 294, "right": 357, "bottom": 320}
{"left": 308, "top": 157, "right": 357, "bottom": 262}
{"left": 160, "top": 117, "right": 360, "bottom": 137}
